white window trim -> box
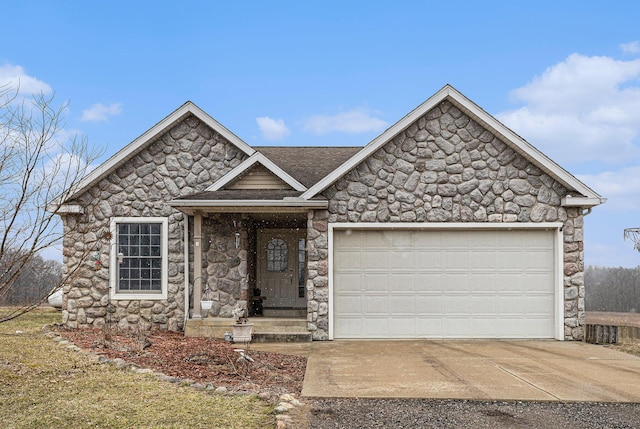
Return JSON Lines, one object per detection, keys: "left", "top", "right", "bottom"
{"left": 109, "top": 217, "right": 169, "bottom": 300}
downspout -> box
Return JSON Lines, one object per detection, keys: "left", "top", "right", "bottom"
{"left": 183, "top": 215, "right": 190, "bottom": 331}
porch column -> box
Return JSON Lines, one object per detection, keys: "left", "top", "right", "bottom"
{"left": 192, "top": 211, "right": 203, "bottom": 319}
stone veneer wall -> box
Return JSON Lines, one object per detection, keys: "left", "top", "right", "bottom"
{"left": 61, "top": 115, "right": 247, "bottom": 331}
{"left": 199, "top": 215, "right": 249, "bottom": 318}
{"left": 306, "top": 100, "right": 585, "bottom": 341}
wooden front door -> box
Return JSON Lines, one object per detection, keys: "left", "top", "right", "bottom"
{"left": 257, "top": 229, "right": 306, "bottom": 309}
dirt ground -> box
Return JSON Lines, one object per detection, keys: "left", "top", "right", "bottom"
{"left": 53, "top": 312, "right": 640, "bottom": 402}
{"left": 56, "top": 326, "right": 306, "bottom": 396}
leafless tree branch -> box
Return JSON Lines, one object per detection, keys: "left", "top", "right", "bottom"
{"left": 0, "top": 83, "right": 103, "bottom": 322}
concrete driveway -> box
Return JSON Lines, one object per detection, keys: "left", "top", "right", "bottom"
{"left": 301, "top": 340, "right": 640, "bottom": 401}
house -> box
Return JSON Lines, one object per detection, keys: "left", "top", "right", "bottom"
{"left": 56, "top": 85, "right": 604, "bottom": 341}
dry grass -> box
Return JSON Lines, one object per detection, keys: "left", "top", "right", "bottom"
{"left": 0, "top": 308, "right": 275, "bottom": 429}
{"left": 613, "top": 339, "right": 640, "bottom": 357}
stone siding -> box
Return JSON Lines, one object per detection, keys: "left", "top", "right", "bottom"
{"left": 199, "top": 215, "right": 249, "bottom": 318}
{"left": 306, "top": 100, "right": 586, "bottom": 340}
{"left": 61, "top": 115, "right": 247, "bottom": 331}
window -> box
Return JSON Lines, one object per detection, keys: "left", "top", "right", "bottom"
{"left": 110, "top": 217, "right": 168, "bottom": 300}
{"left": 266, "top": 238, "right": 287, "bottom": 272}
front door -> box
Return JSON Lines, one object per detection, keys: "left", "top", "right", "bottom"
{"left": 257, "top": 229, "right": 306, "bottom": 309}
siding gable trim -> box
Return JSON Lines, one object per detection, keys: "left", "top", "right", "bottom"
{"left": 206, "top": 152, "right": 307, "bottom": 192}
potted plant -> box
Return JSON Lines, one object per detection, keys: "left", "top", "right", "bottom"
{"left": 201, "top": 286, "right": 214, "bottom": 312}
{"left": 231, "top": 306, "right": 253, "bottom": 343}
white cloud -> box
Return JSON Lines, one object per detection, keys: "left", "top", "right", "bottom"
{"left": 304, "top": 108, "right": 388, "bottom": 135}
{"left": 0, "top": 64, "right": 51, "bottom": 95}
{"left": 81, "top": 102, "right": 123, "bottom": 122}
{"left": 256, "top": 116, "right": 290, "bottom": 141}
{"left": 621, "top": 41, "right": 640, "bottom": 54}
{"left": 496, "top": 53, "right": 640, "bottom": 165}
{"left": 577, "top": 166, "right": 640, "bottom": 212}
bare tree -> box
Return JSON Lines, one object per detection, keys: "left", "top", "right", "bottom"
{"left": 0, "top": 251, "right": 62, "bottom": 305}
{"left": 0, "top": 83, "right": 101, "bottom": 322}
{"left": 624, "top": 228, "right": 640, "bottom": 252}
{"left": 585, "top": 265, "right": 640, "bottom": 312}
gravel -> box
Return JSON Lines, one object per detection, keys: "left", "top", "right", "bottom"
{"left": 304, "top": 398, "right": 640, "bottom": 429}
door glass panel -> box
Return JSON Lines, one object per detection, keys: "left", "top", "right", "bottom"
{"left": 267, "top": 238, "right": 288, "bottom": 272}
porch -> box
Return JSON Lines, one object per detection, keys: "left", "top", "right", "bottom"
{"left": 176, "top": 207, "right": 317, "bottom": 342}
{"left": 185, "top": 317, "right": 311, "bottom": 342}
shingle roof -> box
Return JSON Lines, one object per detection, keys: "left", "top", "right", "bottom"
{"left": 255, "top": 146, "right": 362, "bottom": 188}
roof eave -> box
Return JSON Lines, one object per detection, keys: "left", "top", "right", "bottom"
{"left": 561, "top": 196, "right": 607, "bottom": 208}
{"left": 46, "top": 203, "right": 85, "bottom": 215}
{"left": 168, "top": 198, "right": 328, "bottom": 214}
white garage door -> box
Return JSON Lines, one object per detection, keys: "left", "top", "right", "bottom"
{"left": 333, "top": 229, "right": 556, "bottom": 339}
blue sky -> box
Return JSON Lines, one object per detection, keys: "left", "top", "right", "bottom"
{"left": 3, "top": 1, "right": 640, "bottom": 267}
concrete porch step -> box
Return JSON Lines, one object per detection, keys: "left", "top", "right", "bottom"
{"left": 262, "top": 308, "right": 306, "bottom": 318}
{"left": 185, "top": 317, "right": 309, "bottom": 343}
{"left": 252, "top": 332, "right": 312, "bottom": 343}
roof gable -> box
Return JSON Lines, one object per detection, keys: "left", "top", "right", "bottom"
{"left": 225, "top": 164, "right": 292, "bottom": 190}
{"left": 207, "top": 152, "right": 306, "bottom": 192}
{"left": 301, "top": 85, "right": 604, "bottom": 207}
{"left": 63, "top": 101, "right": 255, "bottom": 202}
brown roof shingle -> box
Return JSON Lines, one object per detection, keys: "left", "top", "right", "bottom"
{"left": 256, "top": 146, "right": 362, "bottom": 188}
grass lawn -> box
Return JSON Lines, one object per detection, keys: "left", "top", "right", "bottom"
{"left": 0, "top": 308, "right": 275, "bottom": 429}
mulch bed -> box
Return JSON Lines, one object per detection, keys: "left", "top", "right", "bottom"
{"left": 56, "top": 326, "right": 306, "bottom": 396}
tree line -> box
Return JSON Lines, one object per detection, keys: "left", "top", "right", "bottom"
{"left": 585, "top": 265, "right": 640, "bottom": 313}
{"left": 0, "top": 250, "right": 62, "bottom": 306}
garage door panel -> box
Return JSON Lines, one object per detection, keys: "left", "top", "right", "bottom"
{"left": 337, "top": 318, "right": 363, "bottom": 337}
{"left": 470, "top": 252, "right": 497, "bottom": 269}
{"left": 521, "top": 273, "right": 554, "bottom": 289}
{"left": 389, "top": 317, "right": 416, "bottom": 333}
{"left": 389, "top": 295, "right": 416, "bottom": 313}
{"left": 333, "top": 229, "right": 556, "bottom": 339}
{"left": 415, "top": 252, "right": 443, "bottom": 269}
{"left": 415, "top": 274, "right": 442, "bottom": 291}
{"left": 442, "top": 251, "right": 470, "bottom": 269}
{"left": 363, "top": 295, "right": 388, "bottom": 314}
{"left": 444, "top": 296, "right": 470, "bottom": 314}
{"left": 389, "top": 274, "right": 414, "bottom": 292}
{"left": 471, "top": 318, "right": 498, "bottom": 336}
{"left": 334, "top": 251, "right": 361, "bottom": 270}
{"left": 335, "top": 295, "right": 362, "bottom": 314}
{"left": 363, "top": 251, "right": 388, "bottom": 269}
{"left": 364, "top": 273, "right": 388, "bottom": 291}
{"left": 416, "top": 318, "right": 444, "bottom": 336}
{"left": 337, "top": 273, "right": 363, "bottom": 292}
{"left": 524, "top": 295, "right": 555, "bottom": 313}
{"left": 470, "top": 274, "right": 497, "bottom": 292}
{"left": 415, "top": 295, "right": 443, "bottom": 313}
{"left": 389, "top": 253, "right": 414, "bottom": 270}
{"left": 444, "top": 274, "right": 470, "bottom": 292}
{"left": 444, "top": 318, "right": 473, "bottom": 336}
{"left": 470, "top": 296, "right": 497, "bottom": 313}
{"left": 364, "top": 318, "right": 389, "bottom": 336}
{"left": 497, "top": 296, "right": 525, "bottom": 312}
{"left": 524, "top": 252, "right": 553, "bottom": 269}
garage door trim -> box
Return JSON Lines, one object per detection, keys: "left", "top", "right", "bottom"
{"left": 328, "top": 222, "right": 564, "bottom": 340}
